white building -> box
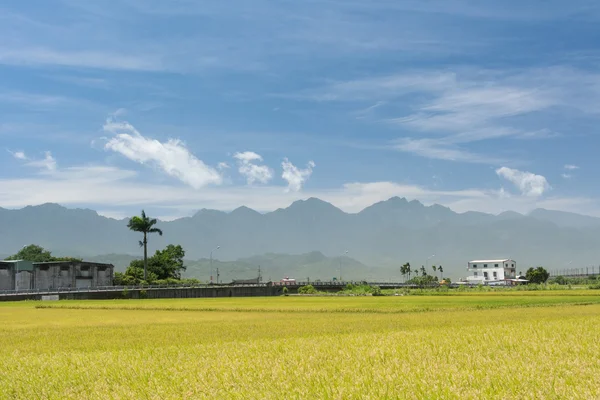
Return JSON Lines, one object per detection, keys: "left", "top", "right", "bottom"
{"left": 465, "top": 259, "right": 517, "bottom": 284}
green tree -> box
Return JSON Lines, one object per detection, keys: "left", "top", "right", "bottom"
{"left": 420, "top": 265, "right": 426, "bottom": 276}
{"left": 129, "top": 244, "right": 186, "bottom": 281}
{"left": 525, "top": 266, "right": 550, "bottom": 284}
{"left": 6, "top": 244, "right": 81, "bottom": 262}
{"left": 438, "top": 265, "right": 444, "bottom": 280}
{"left": 400, "top": 262, "right": 411, "bottom": 282}
{"left": 127, "top": 210, "right": 163, "bottom": 281}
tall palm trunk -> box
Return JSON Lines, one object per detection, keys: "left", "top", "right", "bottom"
{"left": 143, "top": 232, "right": 148, "bottom": 281}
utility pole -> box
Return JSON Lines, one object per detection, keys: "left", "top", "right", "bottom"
{"left": 340, "top": 250, "right": 348, "bottom": 281}
{"left": 210, "top": 246, "right": 220, "bottom": 284}
{"left": 258, "top": 265, "right": 262, "bottom": 283}
{"left": 216, "top": 267, "right": 220, "bottom": 284}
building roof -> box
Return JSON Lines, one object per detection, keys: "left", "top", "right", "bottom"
{"left": 469, "top": 259, "right": 514, "bottom": 264}
{"left": 0, "top": 260, "right": 34, "bottom": 271}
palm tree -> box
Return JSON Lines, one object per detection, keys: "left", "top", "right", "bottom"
{"left": 127, "top": 210, "right": 163, "bottom": 281}
{"left": 438, "top": 265, "right": 444, "bottom": 280}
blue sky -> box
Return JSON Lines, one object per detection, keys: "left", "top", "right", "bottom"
{"left": 1, "top": 0, "right": 600, "bottom": 219}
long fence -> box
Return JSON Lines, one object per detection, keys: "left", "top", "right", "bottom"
{"left": 549, "top": 266, "right": 600, "bottom": 278}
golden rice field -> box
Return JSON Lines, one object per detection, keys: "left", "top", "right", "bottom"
{"left": 1, "top": 291, "right": 600, "bottom": 399}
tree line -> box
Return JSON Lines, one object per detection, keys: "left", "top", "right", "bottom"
{"left": 400, "top": 262, "right": 446, "bottom": 285}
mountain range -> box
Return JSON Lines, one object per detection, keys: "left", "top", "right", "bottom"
{"left": 1, "top": 197, "right": 600, "bottom": 280}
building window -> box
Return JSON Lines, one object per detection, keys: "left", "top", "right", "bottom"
{"left": 474, "top": 272, "right": 478, "bottom": 276}
{"left": 484, "top": 272, "right": 488, "bottom": 279}
{"left": 483, "top": 264, "right": 488, "bottom": 268}
{"left": 472, "top": 264, "right": 477, "bottom": 268}
{"left": 495, "top": 264, "right": 499, "bottom": 267}
{"left": 512, "top": 264, "right": 515, "bottom": 267}
{"left": 493, "top": 272, "right": 497, "bottom": 278}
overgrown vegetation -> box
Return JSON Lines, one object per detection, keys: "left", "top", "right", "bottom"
{"left": 525, "top": 266, "right": 550, "bottom": 284}
{"left": 113, "top": 245, "right": 200, "bottom": 286}
{"left": 5, "top": 244, "right": 81, "bottom": 263}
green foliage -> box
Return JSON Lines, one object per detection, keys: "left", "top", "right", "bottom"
{"left": 127, "top": 210, "right": 163, "bottom": 281}
{"left": 115, "top": 244, "right": 188, "bottom": 285}
{"left": 548, "top": 275, "right": 598, "bottom": 285}
{"left": 282, "top": 287, "right": 289, "bottom": 296}
{"left": 526, "top": 266, "right": 550, "bottom": 284}
{"left": 129, "top": 244, "right": 186, "bottom": 281}
{"left": 5, "top": 244, "right": 82, "bottom": 263}
{"left": 339, "top": 284, "right": 383, "bottom": 296}
{"left": 400, "top": 262, "right": 411, "bottom": 281}
{"left": 127, "top": 210, "right": 163, "bottom": 238}
{"left": 407, "top": 274, "right": 439, "bottom": 286}
{"left": 298, "top": 285, "right": 319, "bottom": 294}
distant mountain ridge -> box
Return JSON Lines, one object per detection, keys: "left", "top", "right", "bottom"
{"left": 1, "top": 197, "right": 600, "bottom": 279}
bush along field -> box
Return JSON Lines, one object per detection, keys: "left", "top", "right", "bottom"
{"left": 1, "top": 293, "right": 600, "bottom": 399}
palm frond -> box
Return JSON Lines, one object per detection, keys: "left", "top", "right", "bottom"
{"left": 149, "top": 228, "right": 163, "bottom": 236}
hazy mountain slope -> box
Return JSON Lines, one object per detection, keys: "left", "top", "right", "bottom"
{"left": 529, "top": 208, "right": 600, "bottom": 228}
{"left": 2, "top": 198, "right": 600, "bottom": 279}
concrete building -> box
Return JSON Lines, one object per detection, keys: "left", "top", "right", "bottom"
{"left": 0, "top": 260, "right": 114, "bottom": 291}
{"left": 465, "top": 259, "right": 517, "bottom": 284}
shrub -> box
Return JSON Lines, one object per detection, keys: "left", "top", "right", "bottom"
{"left": 298, "top": 285, "right": 319, "bottom": 295}
{"left": 370, "top": 286, "right": 383, "bottom": 296}
{"left": 282, "top": 287, "right": 289, "bottom": 296}
{"left": 589, "top": 283, "right": 600, "bottom": 290}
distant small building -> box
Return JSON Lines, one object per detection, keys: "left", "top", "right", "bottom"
{"left": 465, "top": 259, "right": 517, "bottom": 284}
{"left": 0, "top": 260, "right": 114, "bottom": 291}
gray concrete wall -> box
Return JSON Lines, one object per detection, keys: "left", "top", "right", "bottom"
{"left": 0, "top": 285, "right": 282, "bottom": 301}
{"left": 33, "top": 262, "right": 114, "bottom": 290}
{"left": 0, "top": 265, "right": 12, "bottom": 290}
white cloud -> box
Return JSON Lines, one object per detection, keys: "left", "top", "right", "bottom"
{"left": 564, "top": 164, "right": 579, "bottom": 170}
{"left": 233, "top": 151, "right": 273, "bottom": 185}
{"left": 282, "top": 158, "right": 315, "bottom": 192}
{"left": 1, "top": 161, "right": 599, "bottom": 218}
{"left": 496, "top": 167, "right": 550, "bottom": 197}
{"left": 561, "top": 173, "right": 572, "bottom": 179}
{"left": 9, "top": 150, "right": 28, "bottom": 160}
{"left": 393, "top": 138, "right": 504, "bottom": 164}
{"left": 0, "top": 47, "right": 164, "bottom": 71}
{"left": 13, "top": 151, "right": 27, "bottom": 160}
{"left": 217, "top": 162, "right": 230, "bottom": 170}
{"left": 103, "top": 119, "right": 222, "bottom": 189}
{"left": 25, "top": 151, "right": 57, "bottom": 171}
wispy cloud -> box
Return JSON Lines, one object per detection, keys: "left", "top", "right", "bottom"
{"left": 281, "top": 158, "right": 315, "bottom": 192}
{"left": 564, "top": 164, "right": 579, "bottom": 170}
{"left": 295, "top": 67, "right": 588, "bottom": 163}
{"left": 0, "top": 47, "right": 165, "bottom": 72}
{"left": 496, "top": 167, "right": 550, "bottom": 197}
{"left": 393, "top": 138, "right": 503, "bottom": 164}
{"left": 24, "top": 151, "right": 57, "bottom": 171}
{"left": 103, "top": 119, "right": 223, "bottom": 189}
{"left": 233, "top": 152, "right": 273, "bottom": 185}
